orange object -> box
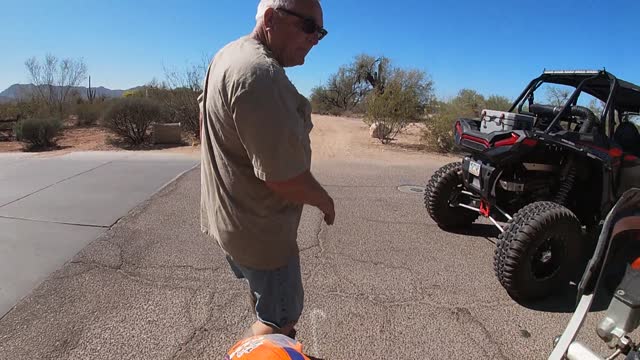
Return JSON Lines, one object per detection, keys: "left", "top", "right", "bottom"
{"left": 225, "top": 335, "right": 311, "bottom": 360}
{"left": 632, "top": 257, "right": 640, "bottom": 270}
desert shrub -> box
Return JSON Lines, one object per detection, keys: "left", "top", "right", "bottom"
{"left": 485, "top": 95, "right": 513, "bottom": 112}
{"left": 151, "top": 87, "right": 199, "bottom": 136}
{"left": 102, "top": 98, "right": 167, "bottom": 145}
{"left": 421, "top": 90, "right": 513, "bottom": 152}
{"left": 14, "top": 118, "right": 63, "bottom": 149}
{"left": 134, "top": 84, "right": 199, "bottom": 138}
{"left": 365, "top": 68, "right": 434, "bottom": 144}
{"left": 0, "top": 102, "right": 19, "bottom": 120}
{"left": 422, "top": 103, "right": 460, "bottom": 152}
{"left": 0, "top": 99, "right": 51, "bottom": 121}
{"left": 422, "top": 94, "right": 483, "bottom": 153}
{"left": 73, "top": 103, "right": 104, "bottom": 126}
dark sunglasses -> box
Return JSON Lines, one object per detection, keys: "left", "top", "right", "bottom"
{"left": 275, "top": 8, "right": 328, "bottom": 40}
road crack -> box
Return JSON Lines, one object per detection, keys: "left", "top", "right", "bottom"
{"left": 300, "top": 213, "right": 326, "bottom": 257}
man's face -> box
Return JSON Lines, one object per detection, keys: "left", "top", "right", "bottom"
{"left": 268, "top": 1, "right": 324, "bottom": 67}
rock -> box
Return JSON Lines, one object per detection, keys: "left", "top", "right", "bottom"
{"left": 152, "top": 122, "right": 182, "bottom": 144}
{"left": 369, "top": 122, "right": 391, "bottom": 140}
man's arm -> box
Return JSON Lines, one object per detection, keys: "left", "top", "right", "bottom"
{"left": 265, "top": 170, "right": 335, "bottom": 225}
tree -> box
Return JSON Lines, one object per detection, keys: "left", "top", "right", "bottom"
{"left": 545, "top": 86, "right": 571, "bottom": 106}
{"left": 160, "top": 63, "right": 204, "bottom": 137}
{"left": 310, "top": 67, "right": 361, "bottom": 114}
{"left": 450, "top": 89, "right": 485, "bottom": 117}
{"left": 353, "top": 54, "right": 390, "bottom": 94}
{"left": 588, "top": 98, "right": 604, "bottom": 118}
{"left": 365, "top": 68, "right": 435, "bottom": 143}
{"left": 24, "top": 54, "right": 88, "bottom": 117}
{"left": 310, "top": 54, "right": 391, "bottom": 115}
{"left": 132, "top": 63, "right": 206, "bottom": 138}
{"left": 485, "top": 95, "right": 513, "bottom": 111}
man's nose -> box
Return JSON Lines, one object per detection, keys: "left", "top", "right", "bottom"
{"left": 307, "top": 33, "right": 319, "bottom": 46}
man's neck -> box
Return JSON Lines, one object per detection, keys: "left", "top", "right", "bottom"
{"left": 251, "top": 26, "right": 283, "bottom": 67}
{"left": 251, "top": 26, "right": 268, "bottom": 49}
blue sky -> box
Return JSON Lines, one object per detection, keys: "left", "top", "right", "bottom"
{"left": 2, "top": 0, "right": 639, "bottom": 100}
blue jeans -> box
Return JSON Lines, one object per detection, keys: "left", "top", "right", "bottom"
{"left": 226, "top": 255, "right": 304, "bottom": 329}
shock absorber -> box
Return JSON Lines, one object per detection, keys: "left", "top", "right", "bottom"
{"left": 555, "top": 158, "right": 577, "bottom": 206}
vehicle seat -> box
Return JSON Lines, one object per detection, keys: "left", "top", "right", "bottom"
{"left": 614, "top": 122, "right": 640, "bottom": 157}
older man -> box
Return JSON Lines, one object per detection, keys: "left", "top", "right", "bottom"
{"left": 199, "top": 0, "right": 334, "bottom": 340}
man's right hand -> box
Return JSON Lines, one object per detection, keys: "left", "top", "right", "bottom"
{"left": 265, "top": 170, "right": 335, "bottom": 225}
{"left": 320, "top": 195, "right": 335, "bottom": 225}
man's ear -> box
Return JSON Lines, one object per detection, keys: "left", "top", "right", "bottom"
{"left": 263, "top": 7, "right": 276, "bottom": 29}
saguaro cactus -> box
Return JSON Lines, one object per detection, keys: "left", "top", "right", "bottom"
{"left": 87, "top": 76, "right": 97, "bottom": 104}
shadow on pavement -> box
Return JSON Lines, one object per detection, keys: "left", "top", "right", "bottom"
{"left": 514, "top": 283, "right": 613, "bottom": 313}
{"left": 448, "top": 223, "right": 501, "bottom": 239}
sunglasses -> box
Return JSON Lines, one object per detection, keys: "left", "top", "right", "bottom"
{"left": 275, "top": 8, "right": 328, "bottom": 41}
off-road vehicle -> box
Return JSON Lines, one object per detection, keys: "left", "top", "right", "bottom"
{"left": 424, "top": 70, "right": 640, "bottom": 301}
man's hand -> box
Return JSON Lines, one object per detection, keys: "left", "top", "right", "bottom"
{"left": 265, "top": 170, "right": 335, "bottom": 225}
{"left": 320, "top": 195, "right": 335, "bottom": 225}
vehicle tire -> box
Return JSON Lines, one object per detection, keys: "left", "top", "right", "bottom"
{"left": 494, "top": 201, "right": 584, "bottom": 301}
{"left": 424, "top": 162, "right": 479, "bottom": 229}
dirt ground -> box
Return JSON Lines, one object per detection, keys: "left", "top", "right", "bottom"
{"left": 0, "top": 122, "right": 199, "bottom": 157}
{"left": 0, "top": 115, "right": 450, "bottom": 161}
{"left": 309, "top": 115, "right": 434, "bottom": 160}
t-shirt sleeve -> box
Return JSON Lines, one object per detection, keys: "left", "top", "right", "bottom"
{"left": 231, "top": 67, "right": 308, "bottom": 182}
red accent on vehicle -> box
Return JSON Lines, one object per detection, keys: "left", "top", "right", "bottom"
{"left": 462, "top": 134, "right": 491, "bottom": 148}
{"left": 632, "top": 258, "right": 640, "bottom": 271}
{"left": 455, "top": 121, "right": 463, "bottom": 136}
{"left": 578, "top": 142, "right": 623, "bottom": 158}
{"left": 494, "top": 133, "right": 520, "bottom": 147}
{"left": 625, "top": 155, "right": 638, "bottom": 161}
{"left": 480, "top": 200, "right": 491, "bottom": 217}
{"left": 609, "top": 148, "right": 623, "bottom": 157}
{"left": 462, "top": 132, "right": 536, "bottom": 149}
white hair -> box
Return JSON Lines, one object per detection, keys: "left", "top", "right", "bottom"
{"left": 255, "top": 0, "right": 319, "bottom": 22}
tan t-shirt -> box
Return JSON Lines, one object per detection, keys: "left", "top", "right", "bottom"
{"left": 199, "top": 36, "right": 313, "bottom": 270}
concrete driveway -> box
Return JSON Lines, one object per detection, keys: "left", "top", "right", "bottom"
{"left": 0, "top": 151, "right": 198, "bottom": 317}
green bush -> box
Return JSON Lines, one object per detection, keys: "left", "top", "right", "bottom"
{"left": 365, "top": 68, "right": 434, "bottom": 143}
{"left": 145, "top": 86, "right": 199, "bottom": 138}
{"left": 422, "top": 99, "right": 478, "bottom": 153}
{"left": 73, "top": 101, "right": 110, "bottom": 126}
{"left": 73, "top": 103, "right": 105, "bottom": 126}
{"left": 14, "top": 118, "right": 63, "bottom": 149}
{"left": 0, "top": 102, "right": 19, "bottom": 120}
{"left": 102, "top": 98, "right": 167, "bottom": 145}
{"left": 421, "top": 90, "right": 513, "bottom": 153}
{"left": 0, "top": 100, "right": 51, "bottom": 121}
{"left": 422, "top": 108, "right": 458, "bottom": 153}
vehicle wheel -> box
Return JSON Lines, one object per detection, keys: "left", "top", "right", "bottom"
{"left": 494, "top": 201, "right": 584, "bottom": 301}
{"left": 424, "top": 162, "right": 479, "bottom": 229}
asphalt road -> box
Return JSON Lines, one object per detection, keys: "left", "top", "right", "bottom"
{"left": 0, "top": 154, "right": 615, "bottom": 359}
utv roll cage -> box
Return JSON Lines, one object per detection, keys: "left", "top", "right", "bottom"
{"left": 510, "top": 70, "right": 640, "bottom": 136}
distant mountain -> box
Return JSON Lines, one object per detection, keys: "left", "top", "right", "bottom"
{"left": 0, "top": 83, "right": 138, "bottom": 101}
{"left": 0, "top": 84, "right": 35, "bottom": 99}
